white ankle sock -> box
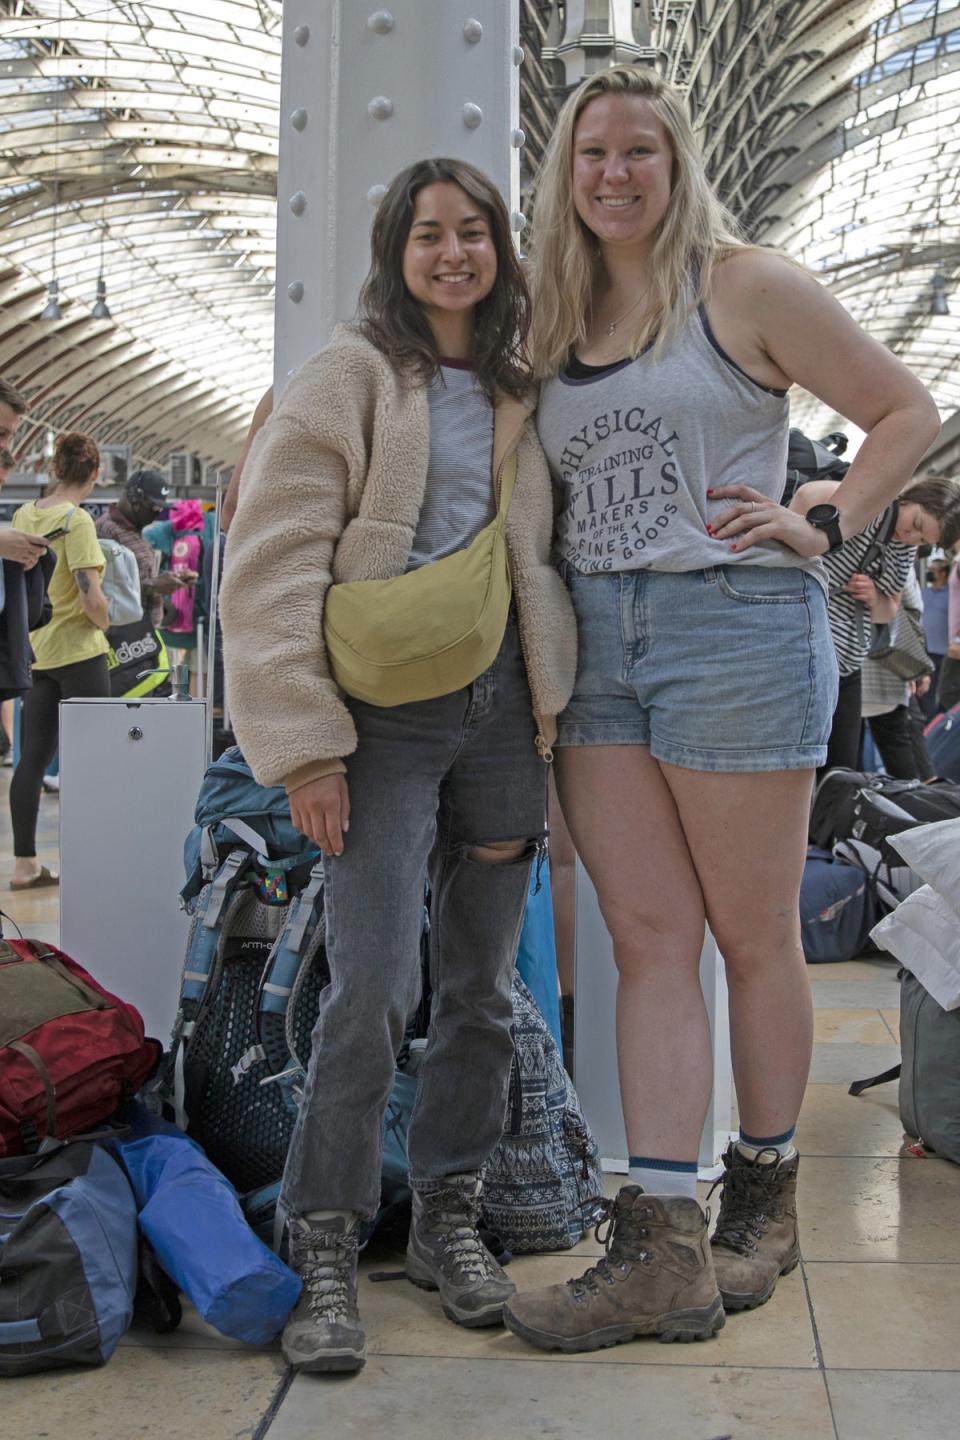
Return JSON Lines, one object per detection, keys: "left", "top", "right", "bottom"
{"left": 628, "top": 1157, "right": 699, "bottom": 1201}
{"left": 736, "top": 1130, "right": 797, "bottom": 1163}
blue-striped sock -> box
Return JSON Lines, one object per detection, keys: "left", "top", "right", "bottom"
{"left": 736, "top": 1126, "right": 797, "bottom": 1162}
{"left": 628, "top": 1156, "right": 699, "bottom": 1200}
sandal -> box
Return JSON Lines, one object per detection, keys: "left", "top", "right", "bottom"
{"left": 9, "top": 865, "right": 59, "bottom": 891}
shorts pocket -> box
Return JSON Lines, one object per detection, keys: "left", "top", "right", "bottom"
{"left": 715, "top": 565, "right": 807, "bottom": 605}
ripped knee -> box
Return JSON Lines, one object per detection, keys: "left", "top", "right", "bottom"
{"left": 467, "top": 836, "right": 534, "bottom": 865}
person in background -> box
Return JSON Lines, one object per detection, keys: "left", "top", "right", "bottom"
{"left": 861, "top": 572, "right": 935, "bottom": 779}
{"left": 95, "top": 469, "right": 185, "bottom": 624}
{"left": 9, "top": 433, "right": 110, "bottom": 888}
{"left": 937, "top": 552, "right": 960, "bottom": 716}
{"left": 920, "top": 557, "right": 951, "bottom": 720}
{"left": 221, "top": 386, "right": 273, "bottom": 533}
{"left": 0, "top": 387, "right": 55, "bottom": 763}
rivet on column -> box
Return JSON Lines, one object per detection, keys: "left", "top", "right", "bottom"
{"left": 462, "top": 103, "right": 483, "bottom": 129}
{"left": 368, "top": 95, "right": 393, "bottom": 120}
{"left": 368, "top": 10, "right": 394, "bottom": 33}
{"left": 463, "top": 18, "right": 483, "bottom": 43}
{"left": 513, "top": 46, "right": 525, "bottom": 65}
{"left": 289, "top": 191, "right": 307, "bottom": 215}
{"left": 511, "top": 128, "right": 526, "bottom": 149}
{"left": 291, "top": 109, "right": 308, "bottom": 132}
{"left": 367, "top": 184, "right": 387, "bottom": 206}
{"left": 294, "top": 25, "right": 309, "bottom": 46}
{"left": 287, "top": 281, "right": 304, "bottom": 303}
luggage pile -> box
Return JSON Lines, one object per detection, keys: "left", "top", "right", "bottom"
{"left": 801, "top": 767, "right": 960, "bottom": 963}
{"left": 2, "top": 746, "right": 603, "bottom": 1376}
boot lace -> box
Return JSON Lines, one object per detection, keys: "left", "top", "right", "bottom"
{"left": 295, "top": 1227, "right": 358, "bottom": 1322}
{"left": 420, "top": 1185, "right": 500, "bottom": 1285}
{"left": 707, "top": 1148, "right": 782, "bottom": 1256}
{"left": 568, "top": 1196, "right": 652, "bottom": 1299}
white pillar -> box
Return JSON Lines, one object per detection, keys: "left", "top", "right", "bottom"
{"left": 275, "top": 1, "right": 522, "bottom": 390}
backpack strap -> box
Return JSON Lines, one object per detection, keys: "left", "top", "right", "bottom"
{"left": 202, "top": 846, "right": 252, "bottom": 929}
{"left": 8, "top": 1039, "right": 57, "bottom": 1143}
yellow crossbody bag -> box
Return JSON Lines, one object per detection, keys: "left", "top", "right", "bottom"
{"left": 322, "top": 452, "right": 517, "bottom": 708}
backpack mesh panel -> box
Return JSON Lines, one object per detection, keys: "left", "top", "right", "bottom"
{"left": 183, "top": 888, "right": 329, "bottom": 1193}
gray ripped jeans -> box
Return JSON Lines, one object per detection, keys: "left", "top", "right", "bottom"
{"left": 281, "top": 615, "right": 548, "bottom": 1220}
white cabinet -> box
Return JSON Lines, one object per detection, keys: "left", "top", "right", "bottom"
{"left": 59, "top": 697, "right": 206, "bottom": 1044}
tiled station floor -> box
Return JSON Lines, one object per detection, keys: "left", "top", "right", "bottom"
{"left": 3, "top": 773, "right": 959, "bottom": 1439}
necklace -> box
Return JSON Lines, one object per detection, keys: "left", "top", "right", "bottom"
{"left": 605, "top": 289, "right": 649, "bottom": 336}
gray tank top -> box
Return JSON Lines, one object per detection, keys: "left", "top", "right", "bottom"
{"left": 538, "top": 305, "right": 825, "bottom": 587}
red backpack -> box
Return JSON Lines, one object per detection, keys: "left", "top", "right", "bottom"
{"left": 0, "top": 938, "right": 161, "bottom": 1156}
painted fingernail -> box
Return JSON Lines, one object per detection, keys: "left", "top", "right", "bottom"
{"left": 730, "top": 544, "right": 738, "bottom": 552}
{"left": 705, "top": 524, "right": 713, "bottom": 533}
{"left": 706, "top": 488, "right": 715, "bottom": 496}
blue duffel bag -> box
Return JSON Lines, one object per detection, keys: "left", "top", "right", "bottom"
{"left": 800, "top": 845, "right": 878, "bottom": 964}
{"left": 0, "top": 1140, "right": 138, "bottom": 1376}
{"left": 114, "top": 1107, "right": 300, "bottom": 1345}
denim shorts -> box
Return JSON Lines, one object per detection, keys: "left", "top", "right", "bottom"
{"left": 556, "top": 563, "right": 838, "bottom": 772}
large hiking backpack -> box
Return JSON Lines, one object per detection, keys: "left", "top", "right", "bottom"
{"left": 0, "top": 1140, "right": 138, "bottom": 1375}
{"left": 924, "top": 702, "right": 960, "bottom": 782}
{"left": 166, "top": 749, "right": 325, "bottom": 1194}
{"left": 480, "top": 976, "right": 603, "bottom": 1253}
{"left": 0, "top": 937, "right": 161, "bottom": 1156}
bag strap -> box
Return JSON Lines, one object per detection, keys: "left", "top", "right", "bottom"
{"left": 849, "top": 1064, "right": 901, "bottom": 1096}
{"left": 856, "top": 504, "right": 898, "bottom": 575}
{"left": 8, "top": 1039, "right": 57, "bottom": 1142}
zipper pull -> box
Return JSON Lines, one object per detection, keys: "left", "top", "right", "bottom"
{"left": 534, "top": 733, "right": 554, "bottom": 764}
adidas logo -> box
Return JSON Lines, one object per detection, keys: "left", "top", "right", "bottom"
{"left": 113, "top": 635, "right": 159, "bottom": 665}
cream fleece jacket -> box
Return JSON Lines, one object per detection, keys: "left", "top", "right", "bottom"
{"left": 220, "top": 326, "right": 577, "bottom": 792}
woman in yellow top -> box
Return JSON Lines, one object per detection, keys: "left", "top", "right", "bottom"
{"left": 9, "top": 432, "right": 110, "bottom": 888}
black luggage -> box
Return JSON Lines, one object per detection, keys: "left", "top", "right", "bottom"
{"left": 810, "top": 768, "right": 960, "bottom": 866}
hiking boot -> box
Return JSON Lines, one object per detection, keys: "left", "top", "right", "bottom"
{"left": 281, "top": 1212, "right": 366, "bottom": 1373}
{"left": 709, "top": 1145, "right": 801, "bottom": 1311}
{"left": 503, "top": 1186, "right": 724, "bottom": 1353}
{"left": 406, "top": 1173, "right": 515, "bottom": 1328}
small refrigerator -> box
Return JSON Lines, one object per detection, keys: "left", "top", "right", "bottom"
{"left": 59, "top": 696, "right": 206, "bottom": 1045}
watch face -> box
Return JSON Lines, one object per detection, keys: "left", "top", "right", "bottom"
{"left": 807, "top": 504, "right": 840, "bottom": 526}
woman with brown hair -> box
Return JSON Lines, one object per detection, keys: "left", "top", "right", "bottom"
{"left": 502, "top": 64, "right": 939, "bottom": 1355}
{"left": 222, "top": 157, "right": 576, "bottom": 1374}
{"left": 9, "top": 432, "right": 110, "bottom": 888}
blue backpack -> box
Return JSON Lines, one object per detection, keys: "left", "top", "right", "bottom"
{"left": 0, "top": 1140, "right": 138, "bottom": 1375}
{"left": 800, "top": 845, "right": 879, "bottom": 964}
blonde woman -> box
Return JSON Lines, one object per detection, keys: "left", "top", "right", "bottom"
{"left": 503, "top": 65, "right": 939, "bottom": 1354}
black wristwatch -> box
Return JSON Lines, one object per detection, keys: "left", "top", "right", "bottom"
{"left": 806, "top": 503, "right": 844, "bottom": 553}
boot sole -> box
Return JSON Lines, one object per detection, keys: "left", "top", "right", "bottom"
{"left": 503, "top": 1295, "right": 725, "bottom": 1353}
{"left": 283, "top": 1345, "right": 366, "bottom": 1374}
{"left": 719, "top": 1245, "right": 802, "bottom": 1313}
{"left": 406, "top": 1254, "right": 510, "bottom": 1329}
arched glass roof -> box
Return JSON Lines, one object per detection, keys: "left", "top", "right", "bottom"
{"left": 0, "top": 0, "right": 956, "bottom": 469}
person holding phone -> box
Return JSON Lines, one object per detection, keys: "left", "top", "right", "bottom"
{"left": 9, "top": 432, "right": 110, "bottom": 889}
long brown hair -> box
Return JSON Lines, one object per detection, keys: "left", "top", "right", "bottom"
{"left": 358, "top": 158, "right": 531, "bottom": 401}
{"left": 529, "top": 65, "right": 745, "bottom": 377}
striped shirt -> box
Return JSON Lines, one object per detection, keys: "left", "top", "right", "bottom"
{"left": 823, "top": 510, "right": 915, "bottom": 676}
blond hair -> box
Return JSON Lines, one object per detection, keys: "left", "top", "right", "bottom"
{"left": 529, "top": 65, "right": 745, "bottom": 377}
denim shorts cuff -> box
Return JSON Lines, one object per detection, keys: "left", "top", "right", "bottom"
{"left": 555, "top": 723, "right": 651, "bottom": 748}
{"left": 650, "top": 736, "right": 827, "bottom": 773}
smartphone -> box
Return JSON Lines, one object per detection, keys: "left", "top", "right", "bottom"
{"left": 43, "top": 526, "right": 68, "bottom": 541}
